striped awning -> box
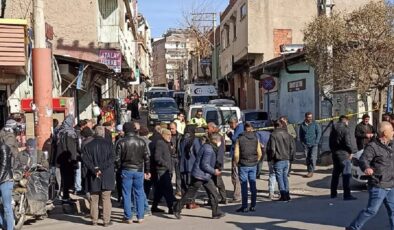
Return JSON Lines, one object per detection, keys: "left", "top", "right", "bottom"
{"left": 0, "top": 19, "right": 26, "bottom": 67}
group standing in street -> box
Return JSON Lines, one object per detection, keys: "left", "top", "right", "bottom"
{"left": 0, "top": 101, "right": 394, "bottom": 230}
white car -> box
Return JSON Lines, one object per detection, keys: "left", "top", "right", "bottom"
{"left": 351, "top": 150, "right": 368, "bottom": 184}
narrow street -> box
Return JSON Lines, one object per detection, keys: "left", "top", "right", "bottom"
{"left": 23, "top": 161, "right": 388, "bottom": 230}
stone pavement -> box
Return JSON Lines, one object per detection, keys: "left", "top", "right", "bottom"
{"left": 22, "top": 159, "right": 390, "bottom": 230}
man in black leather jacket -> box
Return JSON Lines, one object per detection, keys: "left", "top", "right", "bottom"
{"left": 329, "top": 115, "right": 356, "bottom": 200}
{"left": 266, "top": 120, "right": 295, "bottom": 202}
{"left": 115, "top": 122, "right": 150, "bottom": 223}
{"left": 0, "top": 140, "right": 14, "bottom": 230}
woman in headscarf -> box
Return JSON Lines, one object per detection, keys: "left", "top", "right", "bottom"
{"left": 56, "top": 115, "right": 79, "bottom": 202}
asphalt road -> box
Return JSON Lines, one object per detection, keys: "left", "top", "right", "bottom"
{"left": 21, "top": 160, "right": 389, "bottom": 230}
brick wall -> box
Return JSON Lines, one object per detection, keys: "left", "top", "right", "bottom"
{"left": 273, "top": 29, "right": 292, "bottom": 57}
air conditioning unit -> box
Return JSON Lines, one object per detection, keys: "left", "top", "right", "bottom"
{"left": 280, "top": 44, "right": 305, "bottom": 55}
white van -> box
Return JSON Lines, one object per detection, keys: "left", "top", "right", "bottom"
{"left": 184, "top": 84, "right": 218, "bottom": 110}
{"left": 187, "top": 104, "right": 242, "bottom": 147}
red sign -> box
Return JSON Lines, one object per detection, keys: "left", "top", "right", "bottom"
{"left": 21, "top": 98, "right": 67, "bottom": 112}
{"left": 99, "top": 50, "right": 122, "bottom": 73}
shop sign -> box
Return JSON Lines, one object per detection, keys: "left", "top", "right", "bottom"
{"left": 288, "top": 79, "right": 306, "bottom": 92}
{"left": 99, "top": 50, "right": 122, "bottom": 73}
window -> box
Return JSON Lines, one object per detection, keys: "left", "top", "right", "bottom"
{"left": 240, "top": 3, "right": 247, "bottom": 19}
{"left": 233, "top": 21, "right": 237, "bottom": 40}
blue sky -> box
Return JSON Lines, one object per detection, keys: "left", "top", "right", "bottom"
{"left": 138, "top": 0, "right": 228, "bottom": 38}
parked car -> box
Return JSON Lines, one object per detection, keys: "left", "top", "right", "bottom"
{"left": 147, "top": 97, "right": 179, "bottom": 126}
{"left": 351, "top": 150, "right": 368, "bottom": 184}
{"left": 242, "top": 110, "right": 269, "bottom": 129}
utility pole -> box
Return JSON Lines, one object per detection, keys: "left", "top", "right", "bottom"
{"left": 191, "top": 12, "right": 217, "bottom": 84}
{"left": 33, "top": 0, "right": 53, "bottom": 150}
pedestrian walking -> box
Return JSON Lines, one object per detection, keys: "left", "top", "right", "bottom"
{"left": 151, "top": 128, "right": 176, "bottom": 214}
{"left": 279, "top": 116, "right": 297, "bottom": 177}
{"left": 347, "top": 121, "right": 394, "bottom": 230}
{"left": 138, "top": 126, "right": 152, "bottom": 216}
{"left": 329, "top": 115, "right": 357, "bottom": 200}
{"left": 227, "top": 117, "right": 244, "bottom": 202}
{"left": 0, "top": 134, "right": 14, "bottom": 230}
{"left": 299, "top": 112, "right": 321, "bottom": 178}
{"left": 207, "top": 122, "right": 227, "bottom": 204}
{"left": 131, "top": 93, "right": 140, "bottom": 120}
{"left": 169, "top": 122, "right": 182, "bottom": 197}
{"left": 56, "top": 115, "right": 79, "bottom": 202}
{"left": 173, "top": 133, "right": 226, "bottom": 219}
{"left": 81, "top": 126, "right": 115, "bottom": 227}
{"left": 234, "top": 122, "right": 262, "bottom": 212}
{"left": 179, "top": 124, "right": 201, "bottom": 209}
{"left": 267, "top": 120, "right": 295, "bottom": 202}
{"left": 355, "top": 114, "right": 375, "bottom": 151}
{"left": 115, "top": 122, "right": 150, "bottom": 223}
{"left": 74, "top": 120, "right": 87, "bottom": 195}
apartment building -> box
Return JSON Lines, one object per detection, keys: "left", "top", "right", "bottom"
{"left": 152, "top": 29, "right": 197, "bottom": 89}
{"left": 3, "top": 0, "right": 151, "bottom": 122}
{"left": 219, "top": 0, "right": 379, "bottom": 110}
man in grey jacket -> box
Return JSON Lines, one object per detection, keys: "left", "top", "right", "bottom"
{"left": 347, "top": 121, "right": 394, "bottom": 230}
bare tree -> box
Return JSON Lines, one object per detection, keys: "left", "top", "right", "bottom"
{"left": 304, "top": 1, "right": 394, "bottom": 120}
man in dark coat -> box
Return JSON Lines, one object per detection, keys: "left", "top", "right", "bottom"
{"left": 56, "top": 114, "right": 79, "bottom": 202}
{"left": 82, "top": 126, "right": 115, "bottom": 227}
{"left": 151, "top": 128, "right": 175, "bottom": 214}
{"left": 329, "top": 115, "right": 357, "bottom": 200}
{"left": 207, "top": 122, "right": 227, "bottom": 204}
{"left": 173, "top": 133, "right": 225, "bottom": 219}
{"left": 179, "top": 125, "right": 200, "bottom": 209}
{"left": 355, "top": 114, "right": 375, "bottom": 150}
{"left": 169, "top": 122, "right": 182, "bottom": 197}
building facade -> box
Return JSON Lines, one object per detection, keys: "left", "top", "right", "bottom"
{"left": 152, "top": 29, "right": 197, "bottom": 89}
{"left": 219, "top": 0, "right": 379, "bottom": 110}
{"left": 2, "top": 0, "right": 151, "bottom": 127}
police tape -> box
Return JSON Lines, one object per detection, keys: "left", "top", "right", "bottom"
{"left": 254, "top": 109, "right": 378, "bottom": 131}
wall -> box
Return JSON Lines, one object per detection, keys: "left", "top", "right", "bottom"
{"left": 152, "top": 38, "right": 166, "bottom": 86}
{"left": 278, "top": 62, "right": 316, "bottom": 124}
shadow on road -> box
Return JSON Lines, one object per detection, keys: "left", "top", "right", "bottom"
{"left": 220, "top": 192, "right": 391, "bottom": 230}
{"left": 227, "top": 220, "right": 302, "bottom": 230}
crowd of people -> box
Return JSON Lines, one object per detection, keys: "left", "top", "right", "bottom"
{"left": 0, "top": 106, "right": 392, "bottom": 230}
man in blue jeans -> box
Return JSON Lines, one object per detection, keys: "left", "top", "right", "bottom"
{"left": 267, "top": 120, "right": 296, "bottom": 202}
{"left": 299, "top": 112, "right": 321, "bottom": 178}
{"left": 347, "top": 121, "right": 394, "bottom": 230}
{"left": 115, "top": 122, "right": 151, "bottom": 224}
{"left": 233, "top": 123, "right": 262, "bottom": 212}
{"left": 0, "top": 139, "right": 14, "bottom": 230}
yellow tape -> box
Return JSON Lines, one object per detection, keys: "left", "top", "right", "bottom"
{"left": 254, "top": 109, "right": 378, "bottom": 131}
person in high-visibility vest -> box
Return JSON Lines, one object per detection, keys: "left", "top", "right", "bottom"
{"left": 190, "top": 109, "right": 207, "bottom": 128}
